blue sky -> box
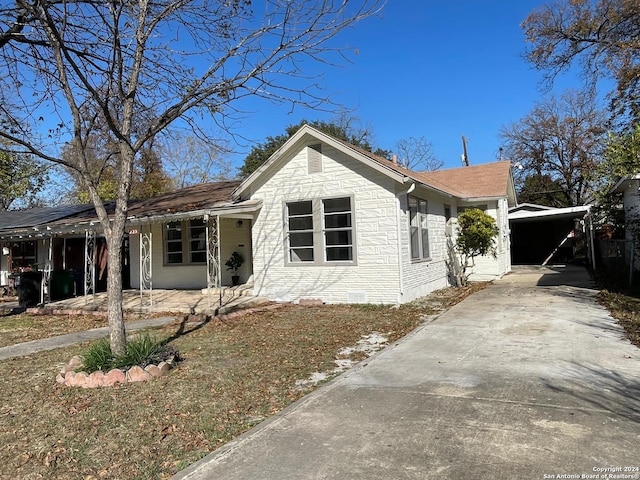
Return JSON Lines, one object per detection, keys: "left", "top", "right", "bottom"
{"left": 226, "top": 1, "right": 586, "bottom": 171}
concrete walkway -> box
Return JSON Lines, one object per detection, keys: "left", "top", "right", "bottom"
{"left": 173, "top": 265, "right": 640, "bottom": 480}
{"left": 0, "top": 316, "right": 177, "bottom": 361}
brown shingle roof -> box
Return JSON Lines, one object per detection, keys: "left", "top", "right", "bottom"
{"left": 416, "top": 162, "right": 513, "bottom": 199}
{"left": 330, "top": 134, "right": 511, "bottom": 200}
{"left": 127, "top": 180, "right": 240, "bottom": 218}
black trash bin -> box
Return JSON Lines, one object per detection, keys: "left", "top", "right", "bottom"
{"left": 50, "top": 270, "right": 75, "bottom": 301}
{"left": 17, "top": 271, "right": 43, "bottom": 308}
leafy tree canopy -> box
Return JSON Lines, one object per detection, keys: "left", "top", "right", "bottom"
{"left": 591, "top": 123, "right": 640, "bottom": 234}
{"left": 523, "top": 0, "right": 640, "bottom": 125}
{"left": 0, "top": 141, "right": 48, "bottom": 210}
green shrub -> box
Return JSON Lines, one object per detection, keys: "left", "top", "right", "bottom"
{"left": 80, "top": 333, "right": 180, "bottom": 373}
{"left": 80, "top": 338, "right": 115, "bottom": 373}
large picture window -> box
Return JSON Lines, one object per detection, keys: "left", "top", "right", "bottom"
{"left": 285, "top": 196, "right": 355, "bottom": 265}
{"left": 409, "top": 196, "right": 430, "bottom": 260}
{"left": 164, "top": 219, "right": 207, "bottom": 265}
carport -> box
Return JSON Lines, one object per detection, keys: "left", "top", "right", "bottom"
{"left": 509, "top": 204, "right": 593, "bottom": 266}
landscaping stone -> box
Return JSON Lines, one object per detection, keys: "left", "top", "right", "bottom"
{"left": 144, "top": 364, "right": 161, "bottom": 377}
{"left": 105, "top": 368, "right": 126, "bottom": 386}
{"left": 126, "top": 365, "right": 152, "bottom": 382}
{"left": 57, "top": 357, "right": 172, "bottom": 388}
{"left": 158, "top": 361, "right": 171, "bottom": 375}
{"left": 299, "top": 298, "right": 323, "bottom": 306}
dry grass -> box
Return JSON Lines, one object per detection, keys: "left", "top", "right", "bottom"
{"left": 0, "top": 312, "right": 166, "bottom": 348}
{"left": 598, "top": 290, "right": 640, "bottom": 348}
{"left": 0, "top": 284, "right": 486, "bottom": 480}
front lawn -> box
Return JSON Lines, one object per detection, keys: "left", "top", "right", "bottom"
{"left": 0, "top": 283, "right": 485, "bottom": 480}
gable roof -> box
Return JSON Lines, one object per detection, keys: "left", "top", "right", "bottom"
{"left": 234, "top": 124, "right": 457, "bottom": 200}
{"left": 234, "top": 124, "right": 516, "bottom": 205}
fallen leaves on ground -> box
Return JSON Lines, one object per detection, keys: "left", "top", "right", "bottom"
{"left": 0, "top": 284, "right": 486, "bottom": 480}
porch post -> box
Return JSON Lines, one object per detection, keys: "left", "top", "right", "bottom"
{"left": 205, "top": 214, "right": 221, "bottom": 309}
{"left": 84, "top": 229, "right": 96, "bottom": 303}
{"left": 42, "top": 236, "right": 53, "bottom": 305}
{"left": 139, "top": 226, "right": 153, "bottom": 308}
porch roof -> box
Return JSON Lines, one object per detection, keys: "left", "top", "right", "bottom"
{"left": 0, "top": 181, "right": 261, "bottom": 240}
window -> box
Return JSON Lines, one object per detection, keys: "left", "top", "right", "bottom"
{"left": 323, "top": 197, "right": 353, "bottom": 261}
{"left": 11, "top": 241, "right": 37, "bottom": 269}
{"left": 164, "top": 219, "right": 208, "bottom": 265}
{"left": 165, "top": 221, "right": 183, "bottom": 264}
{"left": 287, "top": 201, "right": 314, "bottom": 262}
{"left": 189, "top": 219, "right": 207, "bottom": 263}
{"left": 409, "top": 196, "right": 429, "bottom": 260}
{"left": 285, "top": 196, "right": 355, "bottom": 265}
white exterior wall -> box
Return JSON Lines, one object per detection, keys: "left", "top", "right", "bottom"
{"left": 399, "top": 188, "right": 451, "bottom": 303}
{"left": 463, "top": 198, "right": 511, "bottom": 281}
{"left": 129, "top": 217, "right": 252, "bottom": 289}
{"left": 622, "top": 179, "right": 640, "bottom": 270}
{"left": 250, "top": 143, "right": 402, "bottom": 304}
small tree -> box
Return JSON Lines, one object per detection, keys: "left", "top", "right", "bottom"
{"left": 455, "top": 208, "right": 499, "bottom": 285}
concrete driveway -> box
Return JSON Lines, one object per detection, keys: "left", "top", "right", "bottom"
{"left": 173, "top": 265, "right": 640, "bottom": 480}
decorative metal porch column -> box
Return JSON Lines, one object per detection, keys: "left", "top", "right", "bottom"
{"left": 41, "top": 236, "right": 53, "bottom": 305}
{"left": 205, "top": 214, "right": 221, "bottom": 309}
{"left": 139, "top": 227, "right": 153, "bottom": 308}
{"left": 84, "top": 230, "right": 96, "bottom": 303}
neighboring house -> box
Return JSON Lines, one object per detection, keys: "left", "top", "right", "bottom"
{"left": 0, "top": 125, "right": 516, "bottom": 305}
{"left": 607, "top": 175, "right": 640, "bottom": 273}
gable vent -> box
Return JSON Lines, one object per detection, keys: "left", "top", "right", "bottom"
{"left": 307, "top": 144, "right": 323, "bottom": 174}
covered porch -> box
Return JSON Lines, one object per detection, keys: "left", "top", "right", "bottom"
{"left": 0, "top": 284, "right": 269, "bottom": 316}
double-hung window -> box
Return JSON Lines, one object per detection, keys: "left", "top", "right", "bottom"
{"left": 409, "top": 196, "right": 430, "bottom": 260}
{"left": 285, "top": 196, "right": 355, "bottom": 264}
{"left": 164, "top": 219, "right": 208, "bottom": 265}
{"left": 287, "top": 201, "right": 314, "bottom": 262}
{"left": 323, "top": 197, "right": 353, "bottom": 261}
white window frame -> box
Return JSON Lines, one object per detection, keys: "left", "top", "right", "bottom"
{"left": 408, "top": 195, "right": 430, "bottom": 261}
{"left": 163, "top": 219, "right": 208, "bottom": 266}
{"left": 285, "top": 196, "right": 356, "bottom": 266}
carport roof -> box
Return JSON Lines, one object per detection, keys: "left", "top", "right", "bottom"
{"left": 509, "top": 205, "right": 590, "bottom": 222}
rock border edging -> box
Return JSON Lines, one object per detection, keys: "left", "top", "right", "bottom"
{"left": 56, "top": 355, "right": 173, "bottom": 388}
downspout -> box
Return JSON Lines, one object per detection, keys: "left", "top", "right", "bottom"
{"left": 396, "top": 182, "right": 415, "bottom": 304}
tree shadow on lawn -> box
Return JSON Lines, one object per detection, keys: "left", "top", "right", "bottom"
{"left": 161, "top": 314, "right": 212, "bottom": 345}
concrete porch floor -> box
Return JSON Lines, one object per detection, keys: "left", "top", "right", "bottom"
{"left": 1, "top": 284, "right": 270, "bottom": 316}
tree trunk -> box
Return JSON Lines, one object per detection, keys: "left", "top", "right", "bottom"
{"left": 106, "top": 228, "right": 127, "bottom": 356}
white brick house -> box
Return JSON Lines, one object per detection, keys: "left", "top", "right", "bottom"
{"left": 233, "top": 125, "right": 517, "bottom": 304}
{"left": 0, "top": 125, "right": 516, "bottom": 306}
